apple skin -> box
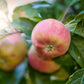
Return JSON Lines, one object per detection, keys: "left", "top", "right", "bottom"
{"left": 28, "top": 45, "right": 60, "bottom": 73}
{"left": 31, "top": 19, "right": 71, "bottom": 58}
{"left": 0, "top": 33, "right": 27, "bottom": 71}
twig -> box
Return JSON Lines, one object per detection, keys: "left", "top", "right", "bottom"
{"left": 61, "top": 6, "right": 71, "bottom": 23}
{"left": 0, "top": 31, "right": 22, "bottom": 37}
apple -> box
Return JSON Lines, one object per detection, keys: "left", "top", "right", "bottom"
{"left": 28, "top": 45, "right": 60, "bottom": 73}
{"left": 31, "top": 19, "right": 71, "bottom": 58}
{"left": 0, "top": 33, "right": 27, "bottom": 71}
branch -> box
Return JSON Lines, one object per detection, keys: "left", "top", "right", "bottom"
{"left": 0, "top": 31, "right": 22, "bottom": 37}
{"left": 61, "top": 6, "right": 71, "bottom": 23}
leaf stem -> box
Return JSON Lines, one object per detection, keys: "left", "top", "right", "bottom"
{"left": 65, "top": 19, "right": 75, "bottom": 26}
{"left": 61, "top": 6, "right": 71, "bottom": 23}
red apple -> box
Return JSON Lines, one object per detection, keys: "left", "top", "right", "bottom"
{"left": 28, "top": 45, "right": 60, "bottom": 73}
{"left": 31, "top": 19, "right": 71, "bottom": 58}
{"left": 0, "top": 33, "right": 27, "bottom": 71}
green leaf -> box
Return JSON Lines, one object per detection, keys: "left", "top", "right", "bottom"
{"left": 50, "top": 68, "right": 69, "bottom": 81}
{"left": 69, "top": 34, "right": 84, "bottom": 68}
{"left": 0, "top": 0, "right": 8, "bottom": 15}
{"left": 0, "top": 59, "right": 27, "bottom": 84}
{"left": 65, "top": 0, "right": 80, "bottom": 6}
{"left": 32, "top": 1, "right": 55, "bottom": 19}
{"left": 25, "top": 64, "right": 69, "bottom": 84}
{"left": 66, "top": 69, "right": 84, "bottom": 84}
{"left": 80, "top": 0, "right": 84, "bottom": 11}
{"left": 66, "top": 22, "right": 77, "bottom": 32}
{"left": 13, "top": 4, "right": 42, "bottom": 22}
{"left": 66, "top": 16, "right": 84, "bottom": 38}
{"left": 73, "top": 20, "right": 84, "bottom": 37}
{"left": 32, "top": 2, "right": 65, "bottom": 20}
{"left": 12, "top": 18, "right": 36, "bottom": 39}
{"left": 65, "top": 19, "right": 80, "bottom": 33}
{"left": 81, "top": 75, "right": 84, "bottom": 84}
{"left": 19, "top": 77, "right": 26, "bottom": 84}
{"left": 64, "top": 15, "right": 76, "bottom": 24}
{"left": 13, "top": 59, "right": 28, "bottom": 84}
{"left": 54, "top": 53, "right": 76, "bottom": 74}
{"left": 75, "top": 11, "right": 84, "bottom": 20}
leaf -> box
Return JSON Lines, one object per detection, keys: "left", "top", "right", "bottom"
{"left": 81, "top": 75, "right": 84, "bottom": 84}
{"left": 64, "top": 15, "right": 76, "bottom": 24}
{"left": 25, "top": 64, "right": 69, "bottom": 84}
{"left": 54, "top": 53, "right": 76, "bottom": 74}
{"left": 19, "top": 77, "right": 26, "bottom": 84}
{"left": 80, "top": 0, "right": 84, "bottom": 11}
{"left": 69, "top": 34, "right": 84, "bottom": 68}
{"left": 66, "top": 22, "right": 77, "bottom": 32}
{"left": 66, "top": 16, "right": 84, "bottom": 38}
{"left": 75, "top": 11, "right": 84, "bottom": 20}
{"left": 65, "top": 19, "right": 80, "bottom": 33}
{"left": 12, "top": 18, "right": 36, "bottom": 39}
{"left": 13, "top": 59, "right": 28, "bottom": 84}
{"left": 65, "top": 0, "right": 80, "bottom": 6}
{"left": 32, "top": 1, "right": 55, "bottom": 19}
{"left": 50, "top": 68, "right": 69, "bottom": 81}
{"left": 13, "top": 4, "right": 42, "bottom": 22}
{"left": 32, "top": 2, "right": 65, "bottom": 20}
{"left": 0, "top": 0, "right": 8, "bottom": 15}
{"left": 0, "top": 59, "right": 27, "bottom": 84}
{"left": 73, "top": 20, "right": 84, "bottom": 37}
{"left": 66, "top": 69, "right": 84, "bottom": 84}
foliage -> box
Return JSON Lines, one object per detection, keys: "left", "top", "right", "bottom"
{"left": 66, "top": 69, "right": 84, "bottom": 84}
{"left": 0, "top": 0, "right": 84, "bottom": 84}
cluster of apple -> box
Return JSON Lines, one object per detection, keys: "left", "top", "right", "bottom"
{"left": 0, "top": 19, "right": 70, "bottom": 73}
{"left": 28, "top": 19, "right": 71, "bottom": 73}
